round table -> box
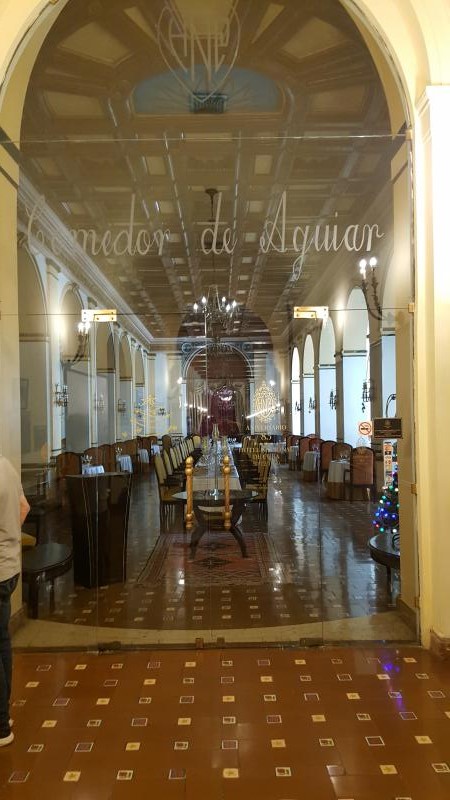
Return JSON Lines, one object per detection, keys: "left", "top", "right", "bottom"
{"left": 302, "top": 450, "right": 319, "bottom": 481}
{"left": 369, "top": 534, "right": 400, "bottom": 593}
{"left": 327, "top": 459, "right": 350, "bottom": 499}
{"left": 22, "top": 543, "right": 73, "bottom": 618}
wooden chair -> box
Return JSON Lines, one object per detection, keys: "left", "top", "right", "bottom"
{"left": 55, "top": 451, "right": 81, "bottom": 507}
{"left": 154, "top": 453, "right": 183, "bottom": 527}
{"left": 161, "top": 434, "right": 172, "bottom": 453}
{"left": 298, "top": 436, "right": 311, "bottom": 469}
{"left": 343, "top": 446, "right": 376, "bottom": 501}
{"left": 320, "top": 440, "right": 336, "bottom": 480}
{"left": 83, "top": 446, "right": 103, "bottom": 467}
{"left": 332, "top": 442, "right": 352, "bottom": 462}
{"left": 247, "top": 455, "right": 272, "bottom": 519}
{"left": 101, "top": 443, "right": 117, "bottom": 473}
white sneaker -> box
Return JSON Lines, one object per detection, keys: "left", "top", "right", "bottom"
{"left": 0, "top": 731, "right": 14, "bottom": 747}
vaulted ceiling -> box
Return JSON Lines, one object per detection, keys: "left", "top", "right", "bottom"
{"left": 20, "top": 0, "right": 396, "bottom": 345}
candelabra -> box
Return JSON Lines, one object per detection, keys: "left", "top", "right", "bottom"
{"left": 358, "top": 257, "right": 382, "bottom": 320}
{"left": 361, "top": 380, "right": 374, "bottom": 413}
{"left": 117, "top": 399, "right": 126, "bottom": 414}
{"left": 308, "top": 397, "right": 316, "bottom": 413}
{"left": 54, "top": 383, "right": 68, "bottom": 407}
{"left": 329, "top": 389, "right": 338, "bottom": 410}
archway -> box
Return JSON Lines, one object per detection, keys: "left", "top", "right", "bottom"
{"left": 18, "top": 246, "right": 49, "bottom": 464}
{"left": 302, "top": 335, "right": 315, "bottom": 435}
{"left": 186, "top": 346, "right": 252, "bottom": 436}
{"left": 117, "top": 333, "right": 132, "bottom": 439}
{"left": 319, "top": 318, "right": 337, "bottom": 441}
{"left": 96, "top": 323, "right": 115, "bottom": 444}
{"left": 60, "top": 284, "right": 89, "bottom": 451}
{"left": 342, "top": 287, "right": 370, "bottom": 446}
{"left": 0, "top": 0, "right": 430, "bottom": 648}
{"left": 291, "top": 347, "right": 301, "bottom": 436}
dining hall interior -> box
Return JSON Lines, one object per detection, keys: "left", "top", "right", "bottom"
{"left": 3, "top": 0, "right": 450, "bottom": 795}
{"left": 8, "top": 0, "right": 418, "bottom": 653}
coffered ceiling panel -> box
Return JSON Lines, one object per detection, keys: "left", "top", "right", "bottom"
{"left": 20, "top": 0, "right": 399, "bottom": 346}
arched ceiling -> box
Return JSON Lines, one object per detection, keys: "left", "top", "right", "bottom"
{"left": 20, "top": 0, "right": 399, "bottom": 345}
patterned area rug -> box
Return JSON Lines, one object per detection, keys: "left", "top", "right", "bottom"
{"left": 138, "top": 531, "right": 277, "bottom": 586}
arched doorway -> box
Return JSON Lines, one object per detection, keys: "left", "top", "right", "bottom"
{"left": 185, "top": 347, "right": 252, "bottom": 437}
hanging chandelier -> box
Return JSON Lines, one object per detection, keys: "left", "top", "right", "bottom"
{"left": 193, "top": 284, "right": 239, "bottom": 336}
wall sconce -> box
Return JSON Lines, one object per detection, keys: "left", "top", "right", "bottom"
{"left": 361, "top": 380, "right": 374, "bottom": 413}
{"left": 117, "top": 399, "right": 126, "bottom": 414}
{"left": 385, "top": 392, "right": 397, "bottom": 417}
{"left": 329, "top": 389, "right": 338, "bottom": 410}
{"left": 358, "top": 257, "right": 382, "bottom": 320}
{"left": 95, "top": 393, "right": 105, "bottom": 412}
{"left": 308, "top": 397, "right": 316, "bottom": 413}
{"left": 62, "top": 320, "right": 91, "bottom": 365}
{"left": 157, "top": 407, "right": 167, "bottom": 416}
{"left": 54, "top": 383, "right": 68, "bottom": 407}
{"left": 294, "top": 401, "right": 302, "bottom": 413}
{"left": 134, "top": 402, "right": 143, "bottom": 419}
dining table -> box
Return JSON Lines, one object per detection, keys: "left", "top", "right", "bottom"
{"left": 116, "top": 454, "right": 133, "bottom": 473}
{"left": 81, "top": 464, "right": 105, "bottom": 476}
{"left": 327, "top": 459, "right": 350, "bottom": 499}
{"left": 302, "top": 450, "right": 319, "bottom": 481}
{"left": 172, "top": 488, "right": 257, "bottom": 558}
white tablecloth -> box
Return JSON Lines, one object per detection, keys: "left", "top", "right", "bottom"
{"left": 327, "top": 459, "right": 350, "bottom": 499}
{"left": 328, "top": 459, "right": 350, "bottom": 483}
{"left": 116, "top": 455, "right": 133, "bottom": 473}
{"left": 303, "top": 451, "right": 319, "bottom": 472}
{"left": 139, "top": 448, "right": 149, "bottom": 464}
{"left": 82, "top": 464, "right": 105, "bottom": 475}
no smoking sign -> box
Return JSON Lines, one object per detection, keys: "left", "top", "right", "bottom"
{"left": 358, "top": 420, "right": 373, "bottom": 436}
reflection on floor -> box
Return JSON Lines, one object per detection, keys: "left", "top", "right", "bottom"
{"left": 3, "top": 647, "right": 450, "bottom": 799}
{"left": 17, "top": 466, "right": 414, "bottom": 646}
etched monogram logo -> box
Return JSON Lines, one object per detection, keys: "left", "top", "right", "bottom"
{"left": 156, "top": 1, "right": 241, "bottom": 102}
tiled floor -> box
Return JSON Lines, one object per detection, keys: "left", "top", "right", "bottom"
{"left": 18, "top": 465, "right": 414, "bottom": 646}
{"left": 3, "top": 646, "right": 450, "bottom": 798}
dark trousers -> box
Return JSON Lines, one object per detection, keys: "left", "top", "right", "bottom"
{"left": 0, "top": 573, "right": 18, "bottom": 736}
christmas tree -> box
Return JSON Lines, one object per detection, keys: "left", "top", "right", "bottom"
{"left": 372, "top": 470, "right": 399, "bottom": 550}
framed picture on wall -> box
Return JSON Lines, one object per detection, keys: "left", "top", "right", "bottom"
{"left": 20, "top": 378, "right": 29, "bottom": 410}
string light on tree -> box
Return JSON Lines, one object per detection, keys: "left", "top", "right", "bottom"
{"left": 373, "top": 470, "right": 399, "bottom": 550}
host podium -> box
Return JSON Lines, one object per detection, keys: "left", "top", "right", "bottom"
{"left": 66, "top": 472, "right": 132, "bottom": 588}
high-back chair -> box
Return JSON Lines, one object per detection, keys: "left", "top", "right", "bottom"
{"left": 344, "top": 446, "right": 376, "bottom": 500}
{"left": 161, "top": 434, "right": 172, "bottom": 453}
{"left": 320, "top": 440, "right": 336, "bottom": 480}
{"left": 298, "top": 436, "right": 312, "bottom": 469}
{"left": 249, "top": 455, "right": 272, "bottom": 519}
{"left": 84, "top": 446, "right": 103, "bottom": 466}
{"left": 101, "top": 443, "right": 117, "bottom": 473}
{"left": 154, "top": 453, "right": 182, "bottom": 526}
{"left": 332, "top": 442, "right": 352, "bottom": 462}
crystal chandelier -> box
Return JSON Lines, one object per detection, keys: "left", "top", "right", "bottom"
{"left": 193, "top": 285, "right": 239, "bottom": 336}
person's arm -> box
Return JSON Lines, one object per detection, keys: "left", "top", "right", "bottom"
{"left": 20, "top": 493, "right": 31, "bottom": 525}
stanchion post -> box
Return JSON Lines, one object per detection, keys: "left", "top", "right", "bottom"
{"left": 223, "top": 454, "right": 231, "bottom": 530}
{"left": 185, "top": 455, "right": 194, "bottom": 531}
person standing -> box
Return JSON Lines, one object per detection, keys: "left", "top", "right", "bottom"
{"left": 0, "top": 455, "right": 30, "bottom": 746}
